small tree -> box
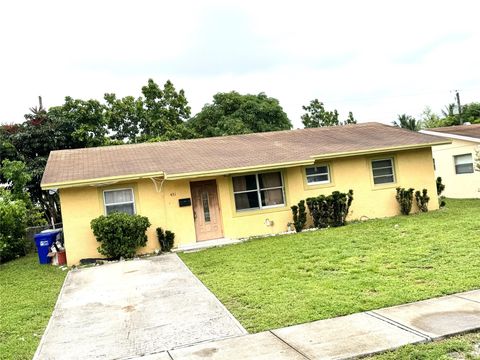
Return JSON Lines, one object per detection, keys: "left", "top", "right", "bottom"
{"left": 395, "top": 187, "right": 414, "bottom": 215}
{"left": 291, "top": 200, "right": 307, "bottom": 232}
{"left": 91, "top": 212, "right": 151, "bottom": 259}
{"left": 414, "top": 189, "right": 430, "bottom": 212}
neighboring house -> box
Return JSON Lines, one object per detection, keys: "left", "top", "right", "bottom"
{"left": 420, "top": 124, "right": 480, "bottom": 199}
{"left": 41, "top": 122, "right": 448, "bottom": 265}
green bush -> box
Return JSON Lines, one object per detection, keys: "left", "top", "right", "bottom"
{"left": 0, "top": 191, "right": 28, "bottom": 263}
{"left": 90, "top": 212, "right": 151, "bottom": 259}
{"left": 436, "top": 177, "right": 445, "bottom": 196}
{"left": 415, "top": 189, "right": 430, "bottom": 212}
{"left": 306, "top": 190, "right": 354, "bottom": 228}
{"left": 396, "top": 187, "right": 414, "bottom": 215}
{"left": 156, "top": 227, "right": 175, "bottom": 252}
{"left": 436, "top": 177, "right": 446, "bottom": 208}
{"left": 291, "top": 200, "right": 307, "bottom": 232}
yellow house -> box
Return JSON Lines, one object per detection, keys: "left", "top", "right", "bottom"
{"left": 41, "top": 122, "right": 448, "bottom": 265}
{"left": 420, "top": 124, "right": 480, "bottom": 199}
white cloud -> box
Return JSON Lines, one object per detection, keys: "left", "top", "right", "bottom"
{"left": 0, "top": 0, "right": 479, "bottom": 127}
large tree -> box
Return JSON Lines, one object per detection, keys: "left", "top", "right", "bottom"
{"left": 2, "top": 79, "right": 192, "bottom": 222}
{"left": 105, "top": 79, "right": 193, "bottom": 142}
{"left": 188, "top": 91, "right": 292, "bottom": 137}
{"left": 301, "top": 99, "right": 356, "bottom": 128}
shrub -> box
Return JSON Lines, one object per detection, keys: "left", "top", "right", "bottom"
{"left": 329, "top": 190, "right": 354, "bottom": 227}
{"left": 0, "top": 191, "right": 28, "bottom": 263}
{"left": 90, "top": 212, "right": 151, "bottom": 259}
{"left": 306, "top": 196, "right": 330, "bottom": 228}
{"left": 291, "top": 200, "right": 307, "bottom": 232}
{"left": 395, "top": 187, "right": 414, "bottom": 215}
{"left": 436, "top": 177, "right": 446, "bottom": 208}
{"left": 436, "top": 177, "right": 445, "bottom": 196}
{"left": 306, "top": 190, "right": 354, "bottom": 228}
{"left": 415, "top": 189, "right": 430, "bottom": 212}
{"left": 156, "top": 227, "right": 175, "bottom": 252}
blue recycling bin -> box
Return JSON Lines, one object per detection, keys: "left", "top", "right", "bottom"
{"left": 34, "top": 230, "right": 61, "bottom": 264}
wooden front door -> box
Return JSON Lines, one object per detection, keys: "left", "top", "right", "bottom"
{"left": 190, "top": 180, "right": 224, "bottom": 242}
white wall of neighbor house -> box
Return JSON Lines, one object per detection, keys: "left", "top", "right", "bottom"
{"left": 431, "top": 138, "right": 480, "bottom": 199}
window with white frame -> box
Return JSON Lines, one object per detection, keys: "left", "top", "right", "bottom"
{"left": 454, "top": 154, "right": 474, "bottom": 174}
{"left": 371, "top": 158, "right": 395, "bottom": 185}
{"left": 232, "top": 172, "right": 285, "bottom": 211}
{"left": 305, "top": 165, "right": 330, "bottom": 184}
{"left": 103, "top": 188, "right": 135, "bottom": 215}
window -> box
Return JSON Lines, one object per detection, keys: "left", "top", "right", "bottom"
{"left": 454, "top": 154, "right": 474, "bottom": 174}
{"left": 232, "top": 172, "right": 285, "bottom": 211}
{"left": 371, "top": 158, "right": 395, "bottom": 185}
{"left": 305, "top": 165, "right": 330, "bottom": 184}
{"left": 104, "top": 189, "right": 135, "bottom": 215}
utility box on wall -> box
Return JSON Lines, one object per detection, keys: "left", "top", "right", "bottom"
{"left": 178, "top": 198, "right": 192, "bottom": 207}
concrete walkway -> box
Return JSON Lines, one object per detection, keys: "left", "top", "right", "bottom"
{"left": 34, "top": 254, "right": 246, "bottom": 360}
{"left": 142, "top": 290, "right": 480, "bottom": 360}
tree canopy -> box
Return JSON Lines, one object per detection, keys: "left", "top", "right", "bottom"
{"left": 392, "top": 114, "right": 423, "bottom": 131}
{"left": 1, "top": 84, "right": 294, "bottom": 223}
{"left": 301, "top": 99, "right": 356, "bottom": 128}
{"left": 188, "top": 91, "right": 292, "bottom": 137}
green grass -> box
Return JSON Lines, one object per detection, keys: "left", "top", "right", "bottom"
{"left": 0, "top": 254, "right": 67, "bottom": 360}
{"left": 180, "top": 199, "right": 480, "bottom": 333}
{"left": 369, "top": 331, "right": 480, "bottom": 359}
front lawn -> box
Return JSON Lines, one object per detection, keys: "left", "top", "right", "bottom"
{"left": 180, "top": 199, "right": 480, "bottom": 333}
{"left": 0, "top": 254, "right": 67, "bottom": 360}
{"left": 369, "top": 331, "right": 480, "bottom": 360}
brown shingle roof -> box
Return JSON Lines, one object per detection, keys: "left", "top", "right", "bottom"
{"left": 426, "top": 124, "right": 480, "bottom": 139}
{"left": 41, "top": 122, "right": 447, "bottom": 188}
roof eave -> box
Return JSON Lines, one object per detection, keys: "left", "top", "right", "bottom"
{"left": 41, "top": 171, "right": 166, "bottom": 190}
{"left": 311, "top": 141, "right": 451, "bottom": 160}
{"left": 419, "top": 130, "right": 480, "bottom": 143}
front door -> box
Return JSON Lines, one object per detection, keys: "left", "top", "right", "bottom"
{"left": 190, "top": 180, "right": 224, "bottom": 242}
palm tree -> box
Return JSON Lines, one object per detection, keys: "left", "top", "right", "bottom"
{"left": 392, "top": 114, "right": 423, "bottom": 131}
{"left": 441, "top": 103, "right": 457, "bottom": 118}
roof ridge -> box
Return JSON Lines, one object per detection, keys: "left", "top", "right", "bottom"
{"left": 50, "top": 122, "right": 383, "bottom": 154}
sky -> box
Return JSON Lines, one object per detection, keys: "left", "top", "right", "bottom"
{"left": 1, "top": 0, "right": 479, "bottom": 128}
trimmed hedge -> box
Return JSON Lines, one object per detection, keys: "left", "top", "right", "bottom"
{"left": 91, "top": 212, "right": 151, "bottom": 259}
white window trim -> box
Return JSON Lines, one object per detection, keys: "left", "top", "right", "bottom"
{"left": 103, "top": 188, "right": 136, "bottom": 215}
{"left": 305, "top": 165, "right": 330, "bottom": 185}
{"left": 453, "top": 153, "right": 474, "bottom": 175}
{"left": 233, "top": 172, "right": 286, "bottom": 212}
{"left": 371, "top": 158, "right": 396, "bottom": 185}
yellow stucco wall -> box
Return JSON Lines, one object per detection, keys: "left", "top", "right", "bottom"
{"left": 60, "top": 147, "right": 438, "bottom": 265}
{"left": 430, "top": 139, "right": 480, "bottom": 199}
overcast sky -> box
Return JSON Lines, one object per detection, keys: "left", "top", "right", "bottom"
{"left": 1, "top": 0, "right": 479, "bottom": 128}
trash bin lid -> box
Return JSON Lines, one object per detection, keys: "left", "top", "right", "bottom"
{"left": 40, "top": 229, "right": 62, "bottom": 234}
{"left": 34, "top": 231, "right": 60, "bottom": 240}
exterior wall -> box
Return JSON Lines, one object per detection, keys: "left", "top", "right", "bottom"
{"left": 431, "top": 139, "right": 480, "bottom": 198}
{"left": 60, "top": 147, "right": 438, "bottom": 265}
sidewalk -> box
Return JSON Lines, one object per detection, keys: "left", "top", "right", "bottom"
{"left": 130, "top": 289, "right": 480, "bottom": 360}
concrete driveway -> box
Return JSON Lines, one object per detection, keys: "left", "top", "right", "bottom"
{"left": 34, "top": 254, "right": 246, "bottom": 360}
